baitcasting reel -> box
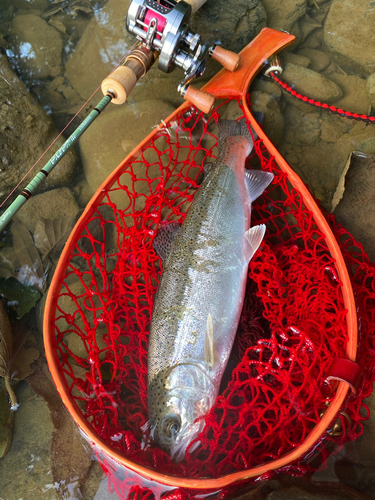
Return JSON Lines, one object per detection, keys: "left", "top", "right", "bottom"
{"left": 101, "top": 0, "right": 241, "bottom": 113}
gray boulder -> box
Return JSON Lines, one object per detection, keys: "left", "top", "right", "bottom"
{"left": 0, "top": 53, "right": 76, "bottom": 200}
{"left": 324, "top": 0, "right": 375, "bottom": 77}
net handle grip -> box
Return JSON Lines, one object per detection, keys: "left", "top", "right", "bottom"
{"left": 182, "top": 84, "right": 216, "bottom": 114}
{"left": 210, "top": 45, "right": 241, "bottom": 72}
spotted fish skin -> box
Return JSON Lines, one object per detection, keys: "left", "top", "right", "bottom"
{"left": 148, "top": 119, "right": 274, "bottom": 461}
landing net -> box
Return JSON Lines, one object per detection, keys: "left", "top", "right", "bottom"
{"left": 48, "top": 99, "right": 375, "bottom": 487}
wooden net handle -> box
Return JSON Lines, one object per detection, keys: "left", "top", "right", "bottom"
{"left": 182, "top": 85, "right": 215, "bottom": 114}
{"left": 210, "top": 45, "right": 240, "bottom": 72}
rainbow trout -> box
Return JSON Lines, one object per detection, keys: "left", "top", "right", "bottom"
{"left": 148, "top": 119, "right": 273, "bottom": 461}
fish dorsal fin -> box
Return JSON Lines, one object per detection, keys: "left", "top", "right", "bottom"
{"left": 244, "top": 170, "right": 274, "bottom": 203}
{"left": 153, "top": 221, "right": 180, "bottom": 261}
{"left": 244, "top": 224, "right": 266, "bottom": 262}
{"left": 205, "top": 313, "right": 214, "bottom": 370}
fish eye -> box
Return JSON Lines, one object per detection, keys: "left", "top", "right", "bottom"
{"left": 161, "top": 414, "right": 181, "bottom": 438}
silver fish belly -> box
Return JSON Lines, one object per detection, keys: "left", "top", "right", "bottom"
{"left": 148, "top": 120, "right": 273, "bottom": 461}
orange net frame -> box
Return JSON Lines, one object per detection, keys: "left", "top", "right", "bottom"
{"left": 46, "top": 97, "right": 375, "bottom": 493}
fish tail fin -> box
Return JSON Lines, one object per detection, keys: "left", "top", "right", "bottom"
{"left": 245, "top": 169, "right": 274, "bottom": 203}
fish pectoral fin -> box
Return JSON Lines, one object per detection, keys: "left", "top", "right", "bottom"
{"left": 153, "top": 221, "right": 180, "bottom": 261}
{"left": 244, "top": 224, "right": 266, "bottom": 262}
{"left": 205, "top": 313, "right": 215, "bottom": 370}
{"left": 244, "top": 170, "right": 274, "bottom": 203}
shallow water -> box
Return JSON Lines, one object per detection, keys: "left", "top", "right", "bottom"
{"left": 1, "top": 0, "right": 375, "bottom": 498}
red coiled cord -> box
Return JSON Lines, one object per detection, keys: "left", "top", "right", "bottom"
{"left": 270, "top": 71, "right": 375, "bottom": 124}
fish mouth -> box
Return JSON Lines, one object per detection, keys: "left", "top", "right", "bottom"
{"left": 170, "top": 418, "right": 205, "bottom": 462}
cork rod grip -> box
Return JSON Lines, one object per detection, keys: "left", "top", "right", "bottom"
{"left": 180, "top": 0, "right": 208, "bottom": 15}
{"left": 101, "top": 47, "right": 155, "bottom": 104}
{"left": 101, "top": 66, "right": 137, "bottom": 104}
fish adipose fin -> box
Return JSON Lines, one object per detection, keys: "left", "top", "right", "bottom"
{"left": 244, "top": 224, "right": 266, "bottom": 262}
{"left": 205, "top": 313, "right": 214, "bottom": 370}
{"left": 153, "top": 221, "right": 180, "bottom": 261}
{"left": 244, "top": 170, "right": 274, "bottom": 203}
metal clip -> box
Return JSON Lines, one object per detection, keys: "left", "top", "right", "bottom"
{"left": 319, "top": 402, "right": 353, "bottom": 437}
{"left": 264, "top": 54, "right": 283, "bottom": 77}
{"left": 145, "top": 17, "right": 158, "bottom": 50}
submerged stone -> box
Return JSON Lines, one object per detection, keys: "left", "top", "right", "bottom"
{"left": 0, "top": 53, "right": 76, "bottom": 199}
{"left": 282, "top": 62, "right": 343, "bottom": 104}
{"left": 324, "top": 0, "right": 375, "bottom": 77}
{"left": 10, "top": 14, "right": 63, "bottom": 80}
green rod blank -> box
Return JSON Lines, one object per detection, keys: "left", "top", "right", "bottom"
{"left": 0, "top": 94, "right": 112, "bottom": 233}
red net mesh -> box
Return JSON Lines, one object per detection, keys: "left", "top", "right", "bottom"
{"left": 49, "top": 99, "right": 375, "bottom": 494}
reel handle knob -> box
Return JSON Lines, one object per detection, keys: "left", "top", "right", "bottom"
{"left": 182, "top": 84, "right": 215, "bottom": 114}
{"left": 210, "top": 45, "right": 240, "bottom": 72}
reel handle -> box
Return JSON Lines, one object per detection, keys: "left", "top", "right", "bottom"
{"left": 101, "top": 46, "right": 155, "bottom": 104}
{"left": 210, "top": 45, "right": 240, "bottom": 72}
{"left": 182, "top": 84, "right": 215, "bottom": 114}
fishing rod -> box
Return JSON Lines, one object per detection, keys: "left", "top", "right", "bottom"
{"left": 0, "top": 0, "right": 240, "bottom": 233}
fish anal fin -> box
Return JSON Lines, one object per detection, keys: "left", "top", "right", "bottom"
{"left": 205, "top": 313, "right": 214, "bottom": 370}
{"left": 153, "top": 221, "right": 180, "bottom": 261}
{"left": 244, "top": 224, "right": 266, "bottom": 262}
{"left": 244, "top": 170, "right": 274, "bottom": 203}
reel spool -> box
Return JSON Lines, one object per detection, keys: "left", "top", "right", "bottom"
{"left": 102, "top": 0, "right": 240, "bottom": 113}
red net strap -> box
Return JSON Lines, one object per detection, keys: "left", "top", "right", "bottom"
{"left": 325, "top": 358, "right": 362, "bottom": 395}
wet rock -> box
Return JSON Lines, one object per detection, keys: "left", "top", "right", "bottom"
{"left": 17, "top": 187, "right": 80, "bottom": 233}
{"left": 303, "top": 28, "right": 324, "bottom": 50}
{"left": 226, "top": 476, "right": 370, "bottom": 500}
{"left": 333, "top": 152, "right": 375, "bottom": 263}
{"left": 365, "top": 73, "right": 375, "bottom": 108}
{"left": 282, "top": 62, "right": 343, "bottom": 104}
{"left": 250, "top": 91, "right": 284, "bottom": 146}
{"left": 66, "top": 0, "right": 266, "bottom": 103}
{"left": 62, "top": 86, "right": 83, "bottom": 105}
{"left": 333, "top": 128, "right": 375, "bottom": 167}
{"left": 10, "top": 14, "right": 63, "bottom": 80}
{"left": 72, "top": 178, "right": 95, "bottom": 208}
{"left": 50, "top": 65, "right": 63, "bottom": 78}
{"left": 0, "top": 53, "right": 76, "bottom": 199}
{"left": 189, "top": 0, "right": 266, "bottom": 55}
{"left": 282, "top": 51, "right": 310, "bottom": 68}
{"left": 320, "top": 114, "right": 352, "bottom": 144}
{"left": 328, "top": 73, "right": 370, "bottom": 115}
{"left": 0, "top": 382, "right": 57, "bottom": 500}
{"left": 298, "top": 13, "right": 322, "bottom": 44}
{"left": 12, "top": 0, "right": 49, "bottom": 9}
{"left": 48, "top": 76, "right": 65, "bottom": 92}
{"left": 297, "top": 48, "right": 331, "bottom": 73}
{"left": 251, "top": 78, "right": 283, "bottom": 99}
{"left": 324, "top": 0, "right": 375, "bottom": 77}
{"left": 65, "top": 0, "right": 134, "bottom": 101}
{"left": 354, "top": 393, "right": 375, "bottom": 469}
{"left": 79, "top": 99, "right": 175, "bottom": 199}
{"left": 261, "top": 0, "right": 306, "bottom": 32}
